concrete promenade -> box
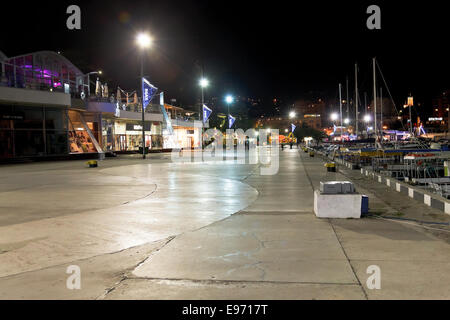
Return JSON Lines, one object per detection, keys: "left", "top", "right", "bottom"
{"left": 0, "top": 150, "right": 449, "bottom": 299}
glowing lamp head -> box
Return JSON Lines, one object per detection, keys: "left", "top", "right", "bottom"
{"left": 289, "top": 111, "right": 296, "bottom": 119}
{"left": 199, "top": 78, "right": 209, "bottom": 88}
{"left": 225, "top": 95, "right": 234, "bottom": 104}
{"left": 330, "top": 113, "right": 339, "bottom": 121}
{"left": 344, "top": 118, "right": 350, "bottom": 125}
{"left": 136, "top": 33, "right": 153, "bottom": 49}
{"left": 364, "top": 115, "right": 371, "bottom": 123}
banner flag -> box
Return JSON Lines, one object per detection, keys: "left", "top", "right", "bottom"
{"left": 291, "top": 124, "right": 296, "bottom": 132}
{"left": 202, "top": 104, "right": 212, "bottom": 124}
{"left": 142, "top": 77, "right": 158, "bottom": 110}
{"left": 228, "top": 115, "right": 236, "bottom": 129}
{"left": 160, "top": 92, "right": 164, "bottom": 106}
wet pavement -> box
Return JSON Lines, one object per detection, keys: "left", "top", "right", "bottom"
{"left": 0, "top": 149, "right": 449, "bottom": 299}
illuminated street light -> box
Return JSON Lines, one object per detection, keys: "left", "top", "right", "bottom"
{"left": 136, "top": 32, "right": 153, "bottom": 160}
{"left": 330, "top": 113, "right": 339, "bottom": 121}
{"left": 344, "top": 118, "right": 350, "bottom": 125}
{"left": 199, "top": 78, "right": 209, "bottom": 88}
{"left": 364, "top": 114, "right": 371, "bottom": 123}
{"left": 289, "top": 111, "right": 296, "bottom": 119}
{"left": 199, "top": 78, "right": 209, "bottom": 121}
{"left": 136, "top": 33, "right": 153, "bottom": 49}
{"left": 225, "top": 95, "right": 234, "bottom": 128}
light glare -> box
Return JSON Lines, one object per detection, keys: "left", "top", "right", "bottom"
{"left": 330, "top": 113, "right": 339, "bottom": 121}
{"left": 136, "top": 33, "right": 152, "bottom": 49}
{"left": 199, "top": 78, "right": 209, "bottom": 88}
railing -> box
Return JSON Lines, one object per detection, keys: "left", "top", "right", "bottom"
{"left": 0, "top": 61, "right": 87, "bottom": 100}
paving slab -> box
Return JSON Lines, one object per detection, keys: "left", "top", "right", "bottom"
{"left": 133, "top": 214, "right": 358, "bottom": 285}
{"left": 105, "top": 278, "right": 366, "bottom": 300}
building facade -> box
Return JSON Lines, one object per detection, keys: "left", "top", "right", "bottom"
{"left": 0, "top": 50, "right": 208, "bottom": 161}
{"left": 0, "top": 50, "right": 104, "bottom": 160}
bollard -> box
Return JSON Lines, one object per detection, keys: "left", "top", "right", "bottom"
{"left": 325, "top": 162, "right": 336, "bottom": 172}
{"left": 86, "top": 160, "right": 98, "bottom": 168}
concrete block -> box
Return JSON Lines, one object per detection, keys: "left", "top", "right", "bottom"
{"left": 314, "top": 190, "right": 362, "bottom": 219}
{"left": 341, "top": 181, "right": 355, "bottom": 193}
{"left": 320, "top": 182, "right": 342, "bottom": 194}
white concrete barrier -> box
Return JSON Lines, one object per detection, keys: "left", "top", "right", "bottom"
{"left": 314, "top": 190, "right": 362, "bottom": 219}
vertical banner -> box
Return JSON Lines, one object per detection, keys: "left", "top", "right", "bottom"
{"left": 142, "top": 77, "right": 158, "bottom": 110}
{"left": 291, "top": 124, "right": 296, "bottom": 132}
{"left": 202, "top": 104, "right": 212, "bottom": 124}
{"left": 228, "top": 115, "right": 236, "bottom": 129}
{"left": 160, "top": 92, "right": 164, "bottom": 106}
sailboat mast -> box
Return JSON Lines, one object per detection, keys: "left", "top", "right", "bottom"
{"left": 339, "top": 83, "right": 343, "bottom": 139}
{"left": 346, "top": 77, "right": 349, "bottom": 120}
{"left": 373, "top": 57, "right": 377, "bottom": 142}
{"left": 355, "top": 63, "right": 359, "bottom": 137}
{"left": 380, "top": 87, "right": 383, "bottom": 136}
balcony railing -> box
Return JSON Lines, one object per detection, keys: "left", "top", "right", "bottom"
{"left": 0, "top": 61, "right": 88, "bottom": 100}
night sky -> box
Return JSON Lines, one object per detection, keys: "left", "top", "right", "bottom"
{"left": 2, "top": 1, "right": 450, "bottom": 111}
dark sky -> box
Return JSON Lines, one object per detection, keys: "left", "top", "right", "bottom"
{"left": 2, "top": 1, "right": 450, "bottom": 109}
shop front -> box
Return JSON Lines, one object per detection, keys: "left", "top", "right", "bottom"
{"left": 0, "top": 104, "right": 103, "bottom": 160}
{"left": 68, "top": 110, "right": 102, "bottom": 154}
{"left": 0, "top": 104, "right": 68, "bottom": 159}
{"left": 101, "top": 117, "right": 163, "bottom": 152}
{"left": 173, "top": 126, "right": 201, "bottom": 149}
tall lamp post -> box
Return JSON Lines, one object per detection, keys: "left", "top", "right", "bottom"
{"left": 199, "top": 78, "right": 209, "bottom": 149}
{"left": 331, "top": 112, "right": 339, "bottom": 138}
{"left": 225, "top": 95, "right": 234, "bottom": 128}
{"left": 136, "top": 32, "right": 153, "bottom": 159}
{"left": 199, "top": 78, "right": 209, "bottom": 118}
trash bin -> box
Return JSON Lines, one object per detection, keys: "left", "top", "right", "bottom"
{"left": 86, "top": 160, "right": 98, "bottom": 168}
{"left": 324, "top": 162, "right": 336, "bottom": 172}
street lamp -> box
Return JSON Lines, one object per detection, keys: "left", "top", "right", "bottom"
{"left": 136, "top": 32, "right": 153, "bottom": 159}
{"left": 289, "top": 111, "right": 296, "bottom": 119}
{"left": 86, "top": 70, "right": 102, "bottom": 97}
{"left": 136, "top": 33, "right": 153, "bottom": 49}
{"left": 364, "top": 114, "right": 371, "bottom": 123}
{"left": 199, "top": 78, "right": 209, "bottom": 120}
{"left": 330, "top": 113, "right": 339, "bottom": 121}
{"left": 199, "top": 78, "right": 209, "bottom": 90}
{"left": 225, "top": 95, "right": 234, "bottom": 128}
{"left": 344, "top": 118, "right": 350, "bottom": 125}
